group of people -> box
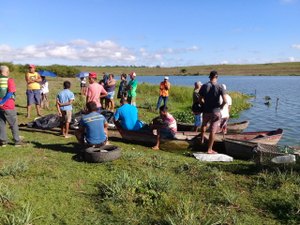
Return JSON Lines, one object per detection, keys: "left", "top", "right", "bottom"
{"left": 1, "top": 63, "right": 231, "bottom": 154}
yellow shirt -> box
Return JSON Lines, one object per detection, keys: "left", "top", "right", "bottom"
{"left": 26, "top": 72, "right": 41, "bottom": 90}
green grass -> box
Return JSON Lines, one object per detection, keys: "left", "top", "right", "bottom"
{"left": 0, "top": 74, "right": 299, "bottom": 224}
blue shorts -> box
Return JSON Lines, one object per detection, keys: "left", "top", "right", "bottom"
{"left": 106, "top": 91, "right": 115, "bottom": 100}
{"left": 26, "top": 90, "right": 41, "bottom": 105}
{"left": 194, "top": 114, "right": 202, "bottom": 127}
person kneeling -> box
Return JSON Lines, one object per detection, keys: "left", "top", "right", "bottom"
{"left": 152, "top": 106, "right": 177, "bottom": 150}
{"left": 75, "top": 101, "right": 108, "bottom": 148}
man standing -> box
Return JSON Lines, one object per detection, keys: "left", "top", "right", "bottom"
{"left": 86, "top": 72, "right": 107, "bottom": 112}
{"left": 127, "top": 71, "right": 138, "bottom": 106}
{"left": 156, "top": 76, "right": 171, "bottom": 110}
{"left": 25, "top": 64, "right": 42, "bottom": 118}
{"left": 75, "top": 101, "right": 108, "bottom": 147}
{"left": 192, "top": 81, "right": 202, "bottom": 132}
{"left": 199, "top": 71, "right": 227, "bottom": 154}
{"left": 0, "top": 65, "right": 25, "bottom": 147}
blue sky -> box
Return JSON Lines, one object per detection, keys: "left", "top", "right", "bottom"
{"left": 1, "top": 0, "right": 300, "bottom": 67}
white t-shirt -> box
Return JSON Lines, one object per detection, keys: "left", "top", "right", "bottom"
{"left": 41, "top": 81, "right": 49, "bottom": 94}
{"left": 220, "top": 94, "right": 232, "bottom": 118}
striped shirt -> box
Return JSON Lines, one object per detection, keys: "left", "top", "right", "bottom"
{"left": 163, "top": 113, "right": 177, "bottom": 134}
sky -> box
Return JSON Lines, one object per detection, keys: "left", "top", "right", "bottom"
{"left": 0, "top": 0, "right": 300, "bottom": 67}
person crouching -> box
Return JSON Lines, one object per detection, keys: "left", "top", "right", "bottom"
{"left": 75, "top": 101, "right": 108, "bottom": 148}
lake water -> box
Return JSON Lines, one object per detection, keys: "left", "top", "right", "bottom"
{"left": 135, "top": 75, "right": 300, "bottom": 146}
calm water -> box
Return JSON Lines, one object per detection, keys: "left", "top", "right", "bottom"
{"left": 134, "top": 75, "right": 300, "bottom": 146}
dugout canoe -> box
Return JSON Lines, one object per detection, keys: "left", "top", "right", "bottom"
{"left": 211, "top": 128, "right": 283, "bottom": 145}
{"left": 115, "top": 123, "right": 200, "bottom": 151}
{"left": 177, "top": 120, "right": 250, "bottom": 133}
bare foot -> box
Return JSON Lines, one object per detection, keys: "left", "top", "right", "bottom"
{"left": 152, "top": 146, "right": 160, "bottom": 150}
{"left": 207, "top": 150, "right": 218, "bottom": 154}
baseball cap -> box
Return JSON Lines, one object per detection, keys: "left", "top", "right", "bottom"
{"left": 89, "top": 72, "right": 97, "bottom": 79}
{"left": 164, "top": 76, "right": 169, "bottom": 80}
{"left": 28, "top": 64, "right": 35, "bottom": 68}
{"left": 129, "top": 71, "right": 136, "bottom": 77}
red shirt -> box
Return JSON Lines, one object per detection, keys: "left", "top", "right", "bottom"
{"left": 0, "top": 78, "right": 16, "bottom": 110}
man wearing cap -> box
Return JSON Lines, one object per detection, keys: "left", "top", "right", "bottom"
{"left": 25, "top": 64, "right": 42, "bottom": 118}
{"left": 199, "top": 70, "right": 227, "bottom": 154}
{"left": 155, "top": 76, "right": 171, "bottom": 110}
{"left": 0, "top": 65, "right": 25, "bottom": 147}
{"left": 127, "top": 72, "right": 138, "bottom": 106}
{"left": 86, "top": 72, "right": 107, "bottom": 112}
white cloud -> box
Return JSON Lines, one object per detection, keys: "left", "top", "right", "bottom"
{"left": 292, "top": 44, "right": 300, "bottom": 49}
{"left": 288, "top": 56, "right": 295, "bottom": 62}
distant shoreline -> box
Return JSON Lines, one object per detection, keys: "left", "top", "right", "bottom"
{"left": 77, "top": 62, "right": 300, "bottom": 76}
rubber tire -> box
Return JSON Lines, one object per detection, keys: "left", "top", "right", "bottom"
{"left": 84, "top": 145, "right": 121, "bottom": 163}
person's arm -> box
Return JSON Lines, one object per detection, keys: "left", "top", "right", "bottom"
{"left": 113, "top": 110, "right": 120, "bottom": 122}
{"left": 104, "top": 122, "right": 108, "bottom": 138}
{"left": 220, "top": 94, "right": 227, "bottom": 110}
{"left": 100, "top": 88, "right": 108, "bottom": 98}
{"left": 56, "top": 98, "right": 62, "bottom": 116}
{"left": 165, "top": 81, "right": 170, "bottom": 90}
{"left": 35, "top": 73, "right": 42, "bottom": 82}
{"left": 0, "top": 92, "right": 13, "bottom": 105}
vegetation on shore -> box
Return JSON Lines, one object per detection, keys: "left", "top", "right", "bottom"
{"left": 2, "top": 61, "right": 300, "bottom": 77}
{"left": 0, "top": 73, "right": 299, "bottom": 225}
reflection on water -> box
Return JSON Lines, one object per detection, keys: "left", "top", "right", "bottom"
{"left": 135, "top": 75, "right": 300, "bottom": 145}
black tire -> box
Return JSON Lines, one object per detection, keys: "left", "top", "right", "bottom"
{"left": 84, "top": 145, "right": 121, "bottom": 163}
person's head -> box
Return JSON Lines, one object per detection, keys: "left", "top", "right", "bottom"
{"left": 28, "top": 64, "right": 35, "bottom": 73}
{"left": 0, "top": 65, "right": 9, "bottom": 76}
{"left": 159, "top": 105, "right": 168, "bottom": 117}
{"left": 121, "top": 73, "right": 127, "bottom": 80}
{"left": 194, "top": 81, "right": 202, "bottom": 89}
{"left": 41, "top": 76, "right": 46, "bottom": 81}
{"left": 109, "top": 73, "right": 114, "bottom": 79}
{"left": 88, "top": 72, "right": 97, "bottom": 83}
{"left": 129, "top": 71, "right": 136, "bottom": 79}
{"left": 63, "top": 81, "right": 71, "bottom": 89}
{"left": 86, "top": 101, "right": 98, "bottom": 113}
{"left": 164, "top": 76, "right": 169, "bottom": 82}
{"left": 120, "top": 97, "right": 128, "bottom": 106}
{"left": 209, "top": 70, "right": 218, "bottom": 82}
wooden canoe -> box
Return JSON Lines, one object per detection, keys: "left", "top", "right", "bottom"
{"left": 224, "top": 138, "right": 297, "bottom": 163}
{"left": 212, "top": 128, "right": 283, "bottom": 145}
{"left": 177, "top": 120, "right": 250, "bottom": 133}
{"left": 115, "top": 123, "right": 199, "bottom": 151}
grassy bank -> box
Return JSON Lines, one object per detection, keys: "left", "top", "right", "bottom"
{"left": 0, "top": 74, "right": 299, "bottom": 225}
{"left": 77, "top": 62, "right": 300, "bottom": 76}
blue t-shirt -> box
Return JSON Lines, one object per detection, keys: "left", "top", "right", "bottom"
{"left": 80, "top": 112, "right": 107, "bottom": 144}
{"left": 57, "top": 89, "right": 75, "bottom": 111}
{"left": 114, "top": 104, "right": 143, "bottom": 130}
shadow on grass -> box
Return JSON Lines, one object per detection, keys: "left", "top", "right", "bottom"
{"left": 31, "top": 141, "right": 80, "bottom": 154}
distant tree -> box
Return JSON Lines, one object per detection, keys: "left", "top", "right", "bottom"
{"left": 156, "top": 65, "right": 161, "bottom": 68}
{"left": 180, "top": 68, "right": 187, "bottom": 74}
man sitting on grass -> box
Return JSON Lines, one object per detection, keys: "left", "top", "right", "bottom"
{"left": 75, "top": 101, "right": 108, "bottom": 147}
{"left": 151, "top": 106, "right": 177, "bottom": 150}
